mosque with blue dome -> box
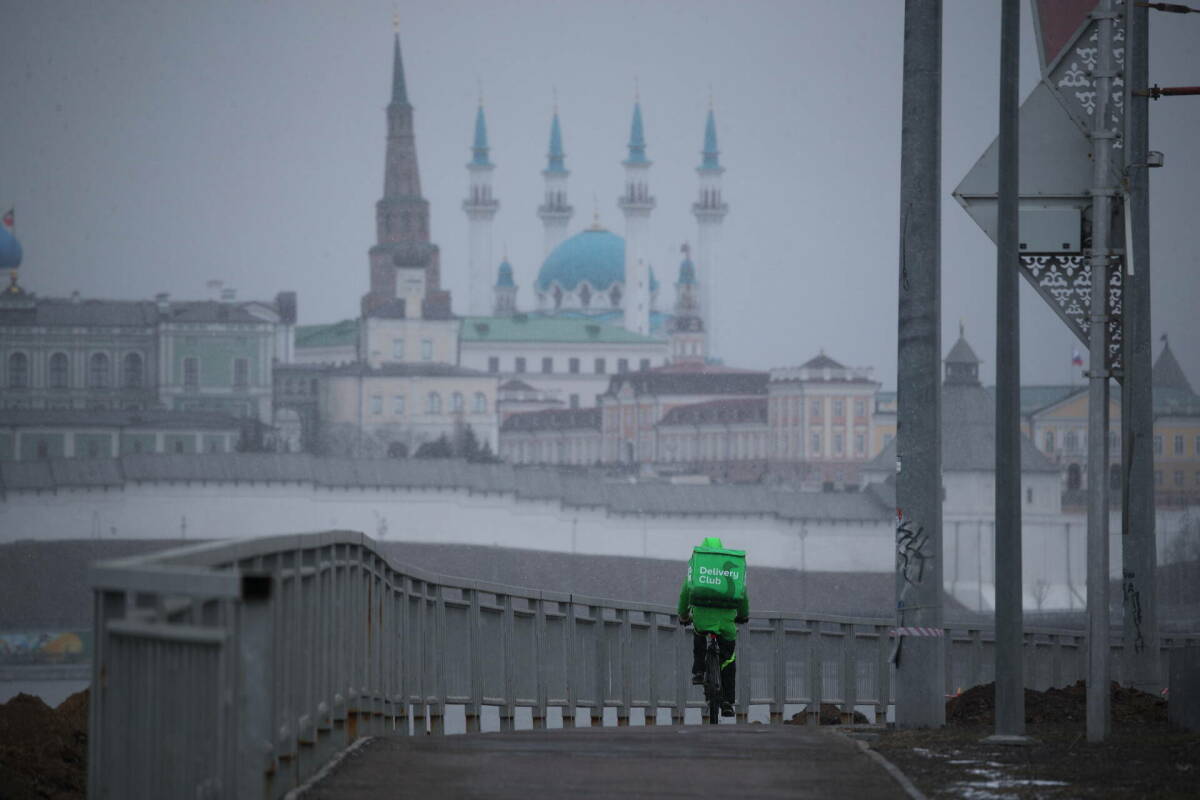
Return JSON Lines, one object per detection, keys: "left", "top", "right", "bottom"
{"left": 462, "top": 88, "right": 728, "bottom": 366}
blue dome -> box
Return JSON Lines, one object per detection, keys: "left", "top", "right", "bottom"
{"left": 536, "top": 227, "right": 625, "bottom": 292}
{"left": 0, "top": 224, "right": 22, "bottom": 270}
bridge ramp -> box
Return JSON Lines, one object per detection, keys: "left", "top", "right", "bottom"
{"left": 302, "top": 725, "right": 905, "bottom": 799}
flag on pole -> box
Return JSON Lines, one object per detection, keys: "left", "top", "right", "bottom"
{"left": 1071, "top": 348, "right": 1083, "bottom": 367}
{"left": 1, "top": 209, "right": 13, "bottom": 230}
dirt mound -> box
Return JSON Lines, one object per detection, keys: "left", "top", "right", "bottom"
{"left": 0, "top": 690, "right": 88, "bottom": 800}
{"left": 55, "top": 689, "right": 90, "bottom": 735}
{"left": 945, "top": 680, "right": 1166, "bottom": 726}
{"left": 785, "top": 702, "right": 871, "bottom": 725}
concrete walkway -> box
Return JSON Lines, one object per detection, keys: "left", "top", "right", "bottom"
{"left": 302, "top": 725, "right": 908, "bottom": 799}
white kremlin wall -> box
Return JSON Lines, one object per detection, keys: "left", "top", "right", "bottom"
{"left": 1, "top": 477, "right": 1185, "bottom": 614}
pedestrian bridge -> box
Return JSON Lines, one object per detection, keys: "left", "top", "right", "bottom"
{"left": 87, "top": 530, "right": 1186, "bottom": 799}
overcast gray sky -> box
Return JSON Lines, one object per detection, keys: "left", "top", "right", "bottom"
{"left": 1, "top": 0, "right": 1196, "bottom": 390}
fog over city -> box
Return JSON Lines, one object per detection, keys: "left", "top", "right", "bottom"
{"left": 1, "top": 0, "right": 1196, "bottom": 387}
{"left": 4, "top": 4, "right": 1200, "bottom": 790}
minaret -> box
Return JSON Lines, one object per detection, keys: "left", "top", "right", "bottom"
{"left": 617, "top": 99, "right": 654, "bottom": 337}
{"left": 692, "top": 105, "right": 728, "bottom": 357}
{"left": 669, "top": 243, "right": 706, "bottom": 364}
{"left": 363, "top": 32, "right": 440, "bottom": 317}
{"left": 463, "top": 102, "right": 499, "bottom": 316}
{"left": 538, "top": 107, "right": 573, "bottom": 257}
{"left": 493, "top": 258, "right": 517, "bottom": 317}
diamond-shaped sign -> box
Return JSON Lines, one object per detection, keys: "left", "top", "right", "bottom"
{"left": 953, "top": 82, "right": 1093, "bottom": 249}
{"left": 952, "top": 16, "right": 1126, "bottom": 379}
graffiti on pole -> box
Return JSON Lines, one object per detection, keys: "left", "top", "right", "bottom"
{"left": 1123, "top": 570, "right": 1146, "bottom": 654}
{"left": 896, "top": 511, "right": 932, "bottom": 588}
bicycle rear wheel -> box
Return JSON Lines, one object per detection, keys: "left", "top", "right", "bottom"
{"left": 705, "top": 648, "right": 721, "bottom": 725}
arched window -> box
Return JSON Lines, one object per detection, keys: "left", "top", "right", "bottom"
{"left": 451, "top": 392, "right": 463, "bottom": 412}
{"left": 8, "top": 352, "right": 29, "bottom": 389}
{"left": 609, "top": 285, "right": 622, "bottom": 307}
{"left": 123, "top": 353, "right": 143, "bottom": 389}
{"left": 88, "top": 353, "right": 110, "bottom": 389}
{"left": 1067, "top": 463, "right": 1082, "bottom": 491}
{"left": 579, "top": 284, "right": 592, "bottom": 308}
{"left": 427, "top": 392, "right": 441, "bottom": 414}
{"left": 473, "top": 392, "right": 487, "bottom": 413}
{"left": 49, "top": 353, "right": 69, "bottom": 389}
{"left": 553, "top": 285, "right": 563, "bottom": 309}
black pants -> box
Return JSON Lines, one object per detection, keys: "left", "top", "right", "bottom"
{"left": 692, "top": 632, "right": 736, "bottom": 706}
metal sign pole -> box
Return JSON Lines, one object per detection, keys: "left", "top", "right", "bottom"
{"left": 1122, "top": 0, "right": 1161, "bottom": 697}
{"left": 1086, "top": 0, "right": 1117, "bottom": 744}
{"left": 894, "top": 0, "right": 945, "bottom": 729}
{"left": 993, "top": 0, "right": 1025, "bottom": 740}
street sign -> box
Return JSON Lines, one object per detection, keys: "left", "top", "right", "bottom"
{"left": 953, "top": 5, "right": 1126, "bottom": 378}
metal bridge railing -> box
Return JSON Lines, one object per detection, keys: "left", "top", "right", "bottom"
{"left": 88, "top": 530, "right": 1200, "bottom": 799}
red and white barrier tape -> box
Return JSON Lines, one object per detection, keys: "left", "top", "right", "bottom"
{"left": 891, "top": 627, "right": 945, "bottom": 637}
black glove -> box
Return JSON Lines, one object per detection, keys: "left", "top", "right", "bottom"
{"left": 734, "top": 615, "right": 749, "bottom": 625}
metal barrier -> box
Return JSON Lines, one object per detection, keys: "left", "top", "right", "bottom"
{"left": 88, "top": 530, "right": 1200, "bottom": 799}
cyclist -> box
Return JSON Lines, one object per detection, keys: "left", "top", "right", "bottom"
{"left": 677, "top": 537, "right": 749, "bottom": 717}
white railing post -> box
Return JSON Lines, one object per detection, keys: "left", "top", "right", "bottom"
{"left": 841, "top": 622, "right": 857, "bottom": 724}
{"left": 501, "top": 594, "right": 517, "bottom": 731}
{"left": 771, "top": 618, "right": 786, "bottom": 724}
{"left": 236, "top": 574, "right": 273, "bottom": 799}
{"left": 806, "top": 620, "right": 822, "bottom": 725}
{"left": 533, "top": 597, "right": 549, "bottom": 729}
{"left": 618, "top": 608, "right": 632, "bottom": 726}
{"left": 466, "top": 588, "right": 483, "bottom": 732}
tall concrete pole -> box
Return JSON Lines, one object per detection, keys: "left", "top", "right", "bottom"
{"left": 894, "top": 0, "right": 944, "bottom": 729}
{"left": 993, "top": 0, "right": 1023, "bottom": 739}
{"left": 1122, "top": 0, "right": 1160, "bottom": 695}
{"left": 1086, "top": 0, "right": 1117, "bottom": 743}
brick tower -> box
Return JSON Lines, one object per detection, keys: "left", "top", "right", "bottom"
{"left": 362, "top": 34, "right": 448, "bottom": 317}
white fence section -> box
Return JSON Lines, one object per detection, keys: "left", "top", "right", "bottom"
{"left": 88, "top": 530, "right": 1200, "bottom": 799}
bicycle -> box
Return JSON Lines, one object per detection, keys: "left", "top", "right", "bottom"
{"left": 701, "top": 631, "right": 723, "bottom": 725}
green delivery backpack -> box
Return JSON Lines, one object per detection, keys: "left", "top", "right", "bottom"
{"left": 687, "top": 544, "right": 747, "bottom": 609}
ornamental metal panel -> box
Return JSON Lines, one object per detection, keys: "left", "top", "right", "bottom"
{"left": 1046, "top": 11, "right": 1126, "bottom": 162}
{"left": 1018, "top": 254, "right": 1123, "bottom": 373}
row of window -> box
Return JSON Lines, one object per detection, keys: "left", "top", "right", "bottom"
{"left": 808, "top": 431, "right": 868, "bottom": 458}
{"left": 1154, "top": 470, "right": 1200, "bottom": 488}
{"left": 772, "top": 396, "right": 870, "bottom": 422}
{"left": 1045, "top": 430, "right": 1200, "bottom": 458}
{"left": 659, "top": 432, "right": 769, "bottom": 462}
{"left": 181, "top": 357, "right": 249, "bottom": 389}
{"left": 22, "top": 436, "right": 225, "bottom": 459}
{"left": 391, "top": 339, "right": 434, "bottom": 361}
{"left": 369, "top": 391, "right": 489, "bottom": 416}
{"left": 505, "top": 436, "right": 598, "bottom": 465}
{"left": 6, "top": 351, "right": 144, "bottom": 390}
{"left": 1043, "top": 430, "right": 1120, "bottom": 455}
{"left": 487, "top": 356, "right": 652, "bottom": 375}
{"left": 3, "top": 352, "right": 256, "bottom": 392}
{"left": 1153, "top": 434, "right": 1200, "bottom": 458}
